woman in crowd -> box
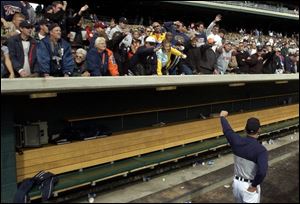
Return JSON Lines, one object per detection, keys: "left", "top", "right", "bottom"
{"left": 73, "top": 48, "right": 90, "bottom": 76}
{"left": 86, "top": 37, "right": 119, "bottom": 76}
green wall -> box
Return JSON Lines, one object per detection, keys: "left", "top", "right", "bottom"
{"left": 1, "top": 100, "right": 17, "bottom": 203}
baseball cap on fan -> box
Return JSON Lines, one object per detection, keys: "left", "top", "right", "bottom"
{"left": 119, "top": 17, "right": 128, "bottom": 24}
{"left": 145, "top": 36, "right": 156, "bottom": 43}
{"left": 19, "top": 20, "right": 33, "bottom": 29}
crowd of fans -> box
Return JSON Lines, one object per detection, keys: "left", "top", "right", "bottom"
{"left": 1, "top": 1, "right": 299, "bottom": 78}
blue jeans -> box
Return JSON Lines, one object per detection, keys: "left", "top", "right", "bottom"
{"left": 1, "top": 63, "right": 7, "bottom": 78}
{"left": 168, "top": 64, "right": 193, "bottom": 75}
{"left": 179, "top": 64, "right": 193, "bottom": 75}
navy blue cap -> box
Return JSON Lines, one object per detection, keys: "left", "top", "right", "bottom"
{"left": 245, "top": 117, "right": 260, "bottom": 134}
{"left": 119, "top": 17, "right": 128, "bottom": 24}
{"left": 20, "top": 20, "right": 33, "bottom": 28}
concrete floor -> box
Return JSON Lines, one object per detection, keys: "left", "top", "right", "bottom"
{"left": 193, "top": 153, "right": 299, "bottom": 203}
{"left": 74, "top": 132, "right": 299, "bottom": 203}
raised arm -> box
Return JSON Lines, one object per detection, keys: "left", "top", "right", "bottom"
{"left": 206, "top": 14, "right": 222, "bottom": 36}
{"left": 220, "top": 110, "right": 243, "bottom": 146}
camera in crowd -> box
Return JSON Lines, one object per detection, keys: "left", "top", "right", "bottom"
{"left": 51, "top": 48, "right": 64, "bottom": 70}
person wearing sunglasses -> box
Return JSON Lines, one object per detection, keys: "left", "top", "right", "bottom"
{"left": 150, "top": 22, "right": 166, "bottom": 44}
{"left": 7, "top": 20, "right": 39, "bottom": 77}
{"left": 140, "top": 26, "right": 153, "bottom": 45}
{"left": 145, "top": 27, "right": 153, "bottom": 35}
{"left": 73, "top": 48, "right": 90, "bottom": 76}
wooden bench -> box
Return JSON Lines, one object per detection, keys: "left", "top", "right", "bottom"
{"left": 16, "top": 104, "right": 299, "bottom": 182}
{"left": 28, "top": 116, "right": 299, "bottom": 199}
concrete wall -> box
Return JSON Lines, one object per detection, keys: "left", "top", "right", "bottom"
{"left": 1, "top": 74, "right": 299, "bottom": 94}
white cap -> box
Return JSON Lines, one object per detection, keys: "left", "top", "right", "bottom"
{"left": 145, "top": 36, "right": 156, "bottom": 43}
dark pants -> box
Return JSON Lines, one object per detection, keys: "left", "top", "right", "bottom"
{"left": 178, "top": 63, "right": 193, "bottom": 75}
{"left": 199, "top": 66, "right": 214, "bottom": 74}
{"left": 162, "top": 64, "right": 193, "bottom": 75}
{"left": 131, "top": 63, "right": 154, "bottom": 75}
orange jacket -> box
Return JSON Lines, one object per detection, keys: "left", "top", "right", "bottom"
{"left": 87, "top": 47, "right": 119, "bottom": 76}
{"left": 106, "top": 49, "right": 119, "bottom": 76}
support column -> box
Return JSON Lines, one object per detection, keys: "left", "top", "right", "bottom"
{"left": 1, "top": 99, "right": 17, "bottom": 203}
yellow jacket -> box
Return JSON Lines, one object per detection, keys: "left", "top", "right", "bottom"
{"left": 156, "top": 47, "right": 183, "bottom": 75}
{"left": 150, "top": 33, "right": 166, "bottom": 44}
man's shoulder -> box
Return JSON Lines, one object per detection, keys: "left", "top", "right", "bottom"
{"left": 111, "top": 26, "right": 121, "bottom": 32}
{"left": 257, "top": 142, "right": 267, "bottom": 154}
{"left": 87, "top": 47, "right": 98, "bottom": 55}
{"left": 60, "top": 38, "right": 71, "bottom": 47}
{"left": 7, "top": 34, "right": 20, "bottom": 42}
{"left": 40, "top": 36, "right": 50, "bottom": 44}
